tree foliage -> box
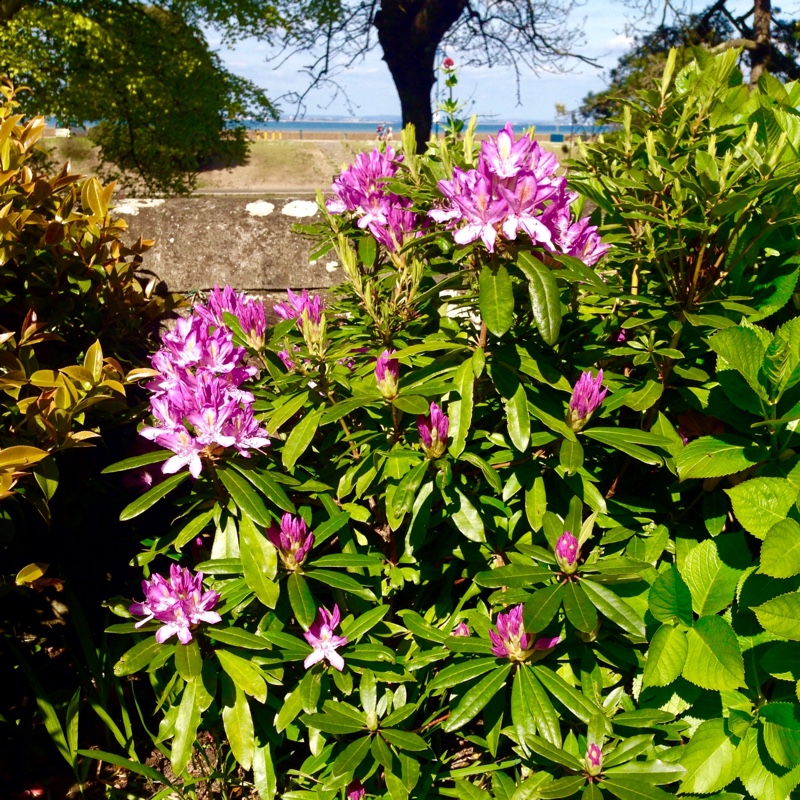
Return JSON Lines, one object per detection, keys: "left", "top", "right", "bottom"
{"left": 0, "top": 1, "right": 279, "bottom": 194}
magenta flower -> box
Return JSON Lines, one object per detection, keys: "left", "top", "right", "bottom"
{"left": 129, "top": 564, "right": 221, "bottom": 644}
{"left": 274, "top": 289, "right": 325, "bottom": 326}
{"left": 442, "top": 56, "right": 455, "bottom": 70}
{"left": 417, "top": 402, "right": 449, "bottom": 459}
{"left": 326, "top": 147, "right": 420, "bottom": 251}
{"left": 428, "top": 123, "right": 608, "bottom": 265}
{"left": 452, "top": 622, "right": 470, "bottom": 637}
{"left": 197, "top": 285, "right": 268, "bottom": 350}
{"left": 534, "top": 636, "right": 561, "bottom": 651}
{"left": 266, "top": 513, "right": 315, "bottom": 569}
{"left": 375, "top": 349, "right": 399, "bottom": 400}
{"left": 555, "top": 532, "right": 580, "bottom": 575}
{"left": 567, "top": 369, "right": 607, "bottom": 431}
{"left": 586, "top": 743, "right": 603, "bottom": 775}
{"left": 303, "top": 605, "right": 348, "bottom": 671}
{"left": 489, "top": 604, "right": 532, "bottom": 661}
{"left": 139, "top": 291, "right": 269, "bottom": 477}
{"left": 347, "top": 780, "right": 366, "bottom": 800}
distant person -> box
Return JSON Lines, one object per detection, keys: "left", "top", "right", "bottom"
{"left": 386, "top": 125, "right": 393, "bottom": 142}
{"left": 376, "top": 123, "right": 384, "bottom": 141}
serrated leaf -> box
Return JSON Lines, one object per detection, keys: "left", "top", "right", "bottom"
{"left": 643, "top": 625, "right": 687, "bottom": 688}
{"left": 726, "top": 478, "right": 797, "bottom": 539}
{"left": 676, "top": 435, "right": 764, "bottom": 480}
{"left": 761, "top": 519, "right": 800, "bottom": 578}
{"left": 679, "top": 718, "right": 744, "bottom": 794}
{"left": 754, "top": 591, "right": 800, "bottom": 640}
{"left": 648, "top": 565, "right": 693, "bottom": 626}
{"left": 682, "top": 615, "right": 744, "bottom": 691}
{"left": 681, "top": 538, "right": 744, "bottom": 615}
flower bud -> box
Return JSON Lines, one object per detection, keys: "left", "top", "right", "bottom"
{"left": 453, "top": 622, "right": 470, "bottom": 637}
{"left": 555, "top": 531, "right": 579, "bottom": 575}
{"left": 567, "top": 369, "right": 607, "bottom": 431}
{"left": 585, "top": 743, "right": 603, "bottom": 776}
{"left": 417, "top": 402, "right": 449, "bottom": 459}
{"left": 266, "top": 514, "right": 315, "bottom": 570}
{"left": 347, "top": 780, "right": 366, "bottom": 800}
{"left": 375, "top": 350, "right": 399, "bottom": 400}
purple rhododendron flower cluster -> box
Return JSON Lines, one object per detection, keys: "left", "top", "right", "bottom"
{"left": 195, "top": 285, "right": 267, "bottom": 350}
{"left": 567, "top": 369, "right": 608, "bottom": 431}
{"left": 429, "top": 123, "right": 609, "bottom": 265}
{"left": 417, "top": 402, "right": 449, "bottom": 459}
{"left": 326, "top": 146, "right": 420, "bottom": 251}
{"left": 267, "top": 513, "right": 315, "bottom": 569}
{"left": 140, "top": 292, "right": 270, "bottom": 478}
{"left": 489, "top": 604, "right": 560, "bottom": 661}
{"left": 130, "top": 564, "right": 221, "bottom": 644}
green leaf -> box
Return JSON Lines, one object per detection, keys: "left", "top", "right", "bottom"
{"left": 452, "top": 779, "right": 492, "bottom": 800}
{"left": 602, "top": 778, "right": 672, "bottom": 800}
{"left": 380, "top": 729, "right": 429, "bottom": 751}
{"left": 505, "top": 382, "right": 531, "bottom": 452}
{"left": 680, "top": 538, "right": 744, "bottom": 615}
{"left": 238, "top": 515, "right": 279, "bottom": 609}
{"left": 532, "top": 665, "right": 606, "bottom": 725}
{"left": 580, "top": 578, "right": 645, "bottom": 639}
{"left": 102, "top": 449, "right": 170, "bottom": 473}
{"left": 332, "top": 735, "right": 372, "bottom": 776}
{"left": 217, "top": 466, "right": 272, "bottom": 527}
{"left": 302, "top": 710, "right": 365, "bottom": 735}
{"left": 230, "top": 462, "right": 296, "bottom": 513}
{"left": 648, "top": 565, "right": 693, "bottom": 627}
{"left": 761, "top": 519, "right": 800, "bottom": 578}
{"left": 341, "top": 604, "right": 390, "bottom": 641}
{"left": 513, "top": 665, "right": 562, "bottom": 747}
{"left": 563, "top": 582, "right": 598, "bottom": 633}
{"left": 77, "top": 749, "right": 175, "bottom": 788}
{"left": 119, "top": 472, "right": 189, "bottom": 521}
{"left": 288, "top": 572, "right": 316, "bottom": 629}
{"left": 726, "top": 478, "right": 798, "bottom": 539}
{"left": 678, "top": 718, "right": 743, "bottom": 794}
{"left": 449, "top": 360, "right": 474, "bottom": 458}
{"left": 523, "top": 583, "right": 565, "bottom": 632}
{"left": 266, "top": 391, "right": 307, "bottom": 434}
{"left": 682, "top": 615, "right": 744, "bottom": 691}
{"left": 114, "top": 636, "right": 165, "bottom": 676}
{"left": 479, "top": 263, "right": 514, "bottom": 337}
{"left": 392, "top": 460, "right": 429, "bottom": 520}
{"left": 206, "top": 626, "right": 269, "bottom": 650}
{"left": 754, "top": 591, "right": 800, "bottom": 639}
{"left": 443, "top": 664, "right": 512, "bottom": 732}
{"left": 276, "top": 686, "right": 304, "bottom": 733}
{"left": 174, "top": 640, "right": 202, "bottom": 682}
{"left": 393, "top": 394, "right": 431, "bottom": 414}
{"left": 560, "top": 437, "right": 584, "bottom": 475}
{"left": 708, "top": 325, "right": 769, "bottom": 400}
{"left": 643, "top": 625, "right": 687, "bottom": 688}
{"left": 475, "top": 564, "right": 553, "bottom": 588}
{"left": 676, "top": 435, "right": 764, "bottom": 480}
{"left": 282, "top": 406, "right": 322, "bottom": 470}
{"left": 451, "top": 488, "right": 486, "bottom": 542}
{"left": 582, "top": 428, "right": 665, "bottom": 466}
{"left": 221, "top": 674, "right": 255, "bottom": 771}
{"left": 252, "top": 743, "right": 277, "bottom": 799}
{"left": 539, "top": 777, "right": 588, "bottom": 798}
{"left": 174, "top": 508, "right": 216, "bottom": 550}
{"left": 739, "top": 726, "right": 800, "bottom": 800}
{"left": 306, "top": 568, "right": 376, "bottom": 601}
{"left": 216, "top": 649, "right": 267, "bottom": 703}
{"left": 428, "top": 658, "right": 500, "bottom": 693}
{"left": 517, "top": 251, "right": 562, "bottom": 345}
{"left": 171, "top": 680, "right": 201, "bottom": 775}
{"left": 524, "top": 734, "right": 583, "bottom": 769}
{"left": 761, "top": 703, "right": 800, "bottom": 768}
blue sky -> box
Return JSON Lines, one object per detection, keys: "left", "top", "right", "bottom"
{"left": 206, "top": 0, "right": 769, "bottom": 121}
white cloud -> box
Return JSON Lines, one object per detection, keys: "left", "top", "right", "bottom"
{"left": 606, "top": 34, "right": 635, "bottom": 49}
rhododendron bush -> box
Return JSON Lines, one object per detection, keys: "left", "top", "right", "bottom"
{"left": 106, "top": 50, "right": 800, "bottom": 799}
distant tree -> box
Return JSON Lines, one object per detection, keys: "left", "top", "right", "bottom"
{"left": 274, "top": 0, "right": 596, "bottom": 151}
{"left": 583, "top": 0, "right": 800, "bottom": 124}
{"left": 0, "top": 1, "right": 279, "bottom": 194}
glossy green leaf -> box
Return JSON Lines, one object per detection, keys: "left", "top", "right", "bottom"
{"left": 282, "top": 406, "right": 323, "bottom": 470}
{"left": 171, "top": 680, "right": 201, "bottom": 775}
{"left": 230, "top": 462, "right": 296, "bottom": 513}
{"left": 114, "top": 636, "right": 165, "bottom": 676}
{"left": 523, "top": 583, "right": 565, "bottom": 632}
{"left": 206, "top": 626, "right": 269, "bottom": 650}
{"left": 449, "top": 359, "right": 474, "bottom": 457}
{"left": 680, "top": 538, "right": 744, "bottom": 615}
{"left": 217, "top": 465, "right": 272, "bottom": 526}
{"left": 581, "top": 578, "right": 645, "bottom": 639}
{"left": 676, "top": 435, "right": 764, "bottom": 480}
{"left": 479, "top": 263, "right": 514, "bottom": 337}
{"left": 174, "top": 640, "right": 202, "bottom": 682}
{"left": 451, "top": 488, "right": 486, "bottom": 542}
{"left": 217, "top": 649, "right": 268, "bottom": 702}
{"left": 332, "top": 735, "right": 372, "bottom": 776}
{"left": 648, "top": 565, "right": 693, "bottom": 627}
{"left": 119, "top": 472, "right": 189, "bottom": 521}
{"left": 380, "top": 729, "right": 429, "bottom": 751}
{"left": 754, "top": 591, "right": 800, "bottom": 640}
{"left": 288, "top": 572, "right": 316, "bottom": 629}
{"left": 513, "top": 665, "right": 562, "bottom": 747}
{"left": 392, "top": 460, "right": 429, "bottom": 520}
{"left": 563, "top": 581, "right": 598, "bottom": 633}
{"left": 443, "top": 664, "right": 512, "bottom": 732}
{"left": 238, "top": 515, "right": 279, "bottom": 609}
{"left": 221, "top": 674, "right": 255, "bottom": 771}
{"left": 517, "top": 251, "right": 561, "bottom": 345}
{"left": 306, "top": 568, "right": 376, "bottom": 600}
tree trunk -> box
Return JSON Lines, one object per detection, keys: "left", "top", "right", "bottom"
{"left": 749, "top": 0, "right": 772, "bottom": 86}
{"left": 374, "top": 0, "right": 466, "bottom": 152}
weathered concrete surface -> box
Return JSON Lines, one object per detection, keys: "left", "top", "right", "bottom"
{"left": 116, "top": 196, "right": 342, "bottom": 293}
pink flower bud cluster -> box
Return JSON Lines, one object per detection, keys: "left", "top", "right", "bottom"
{"left": 417, "top": 402, "right": 449, "bottom": 459}
{"left": 489, "top": 604, "right": 559, "bottom": 661}
{"left": 195, "top": 285, "right": 267, "bottom": 350}
{"left": 567, "top": 369, "right": 608, "bottom": 431}
{"left": 266, "top": 513, "right": 315, "bottom": 570}
{"left": 140, "top": 293, "right": 270, "bottom": 478}
{"left": 347, "top": 780, "right": 366, "bottom": 800}
{"left": 429, "top": 123, "right": 609, "bottom": 265}
{"left": 304, "top": 604, "right": 348, "bottom": 671}
{"left": 585, "top": 743, "right": 603, "bottom": 775}
{"left": 129, "top": 564, "right": 221, "bottom": 644}
{"left": 555, "top": 531, "right": 580, "bottom": 574}
{"left": 326, "top": 146, "right": 420, "bottom": 251}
